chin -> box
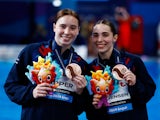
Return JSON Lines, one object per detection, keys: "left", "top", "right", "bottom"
{"left": 98, "top": 48, "right": 105, "bottom": 53}
{"left": 62, "top": 41, "right": 71, "bottom": 45}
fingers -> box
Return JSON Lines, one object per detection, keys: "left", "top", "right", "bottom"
{"left": 92, "top": 94, "right": 102, "bottom": 109}
{"left": 72, "top": 75, "right": 87, "bottom": 94}
{"left": 72, "top": 75, "right": 87, "bottom": 88}
{"left": 93, "top": 94, "right": 101, "bottom": 103}
{"left": 33, "top": 83, "right": 52, "bottom": 98}
{"left": 123, "top": 70, "right": 136, "bottom": 86}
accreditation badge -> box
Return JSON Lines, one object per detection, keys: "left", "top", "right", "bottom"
{"left": 107, "top": 79, "right": 133, "bottom": 114}
{"left": 47, "top": 76, "right": 76, "bottom": 103}
{"left": 46, "top": 62, "right": 82, "bottom": 103}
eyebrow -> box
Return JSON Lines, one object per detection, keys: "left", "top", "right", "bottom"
{"left": 92, "top": 32, "right": 108, "bottom": 34}
{"left": 59, "top": 23, "right": 78, "bottom": 27}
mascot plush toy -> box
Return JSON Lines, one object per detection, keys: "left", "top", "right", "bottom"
{"left": 90, "top": 66, "right": 114, "bottom": 108}
{"left": 25, "top": 53, "right": 63, "bottom": 89}
{"left": 87, "top": 64, "right": 129, "bottom": 108}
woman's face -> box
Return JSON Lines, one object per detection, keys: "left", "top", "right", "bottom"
{"left": 53, "top": 15, "right": 79, "bottom": 47}
{"left": 92, "top": 23, "right": 117, "bottom": 55}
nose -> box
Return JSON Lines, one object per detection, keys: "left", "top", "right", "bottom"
{"left": 64, "top": 27, "right": 70, "bottom": 34}
{"left": 97, "top": 35, "right": 103, "bottom": 42}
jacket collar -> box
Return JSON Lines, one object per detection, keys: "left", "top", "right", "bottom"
{"left": 51, "top": 40, "right": 75, "bottom": 58}
{"left": 98, "top": 48, "right": 121, "bottom": 66}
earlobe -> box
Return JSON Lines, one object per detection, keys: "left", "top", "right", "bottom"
{"left": 113, "top": 34, "right": 118, "bottom": 42}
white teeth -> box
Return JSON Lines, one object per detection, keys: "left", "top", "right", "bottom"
{"left": 62, "top": 35, "right": 70, "bottom": 39}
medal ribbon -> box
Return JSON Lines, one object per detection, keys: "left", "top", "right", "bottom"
{"left": 55, "top": 49, "right": 73, "bottom": 74}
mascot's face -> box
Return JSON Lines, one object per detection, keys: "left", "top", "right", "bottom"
{"left": 90, "top": 78, "right": 114, "bottom": 96}
{"left": 95, "top": 78, "right": 110, "bottom": 95}
{"left": 38, "top": 68, "right": 52, "bottom": 83}
{"left": 112, "top": 64, "right": 128, "bottom": 80}
{"left": 31, "top": 66, "right": 56, "bottom": 84}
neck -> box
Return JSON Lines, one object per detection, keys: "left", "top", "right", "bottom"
{"left": 99, "top": 48, "right": 113, "bottom": 60}
{"left": 61, "top": 45, "right": 71, "bottom": 54}
{"left": 55, "top": 40, "right": 71, "bottom": 54}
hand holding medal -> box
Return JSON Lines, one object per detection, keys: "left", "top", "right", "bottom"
{"left": 65, "top": 63, "right": 82, "bottom": 79}
{"left": 65, "top": 63, "right": 87, "bottom": 94}
{"left": 112, "top": 64, "right": 136, "bottom": 86}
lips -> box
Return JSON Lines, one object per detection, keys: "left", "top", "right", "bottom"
{"left": 62, "top": 37, "right": 70, "bottom": 41}
{"left": 96, "top": 44, "right": 106, "bottom": 48}
{"left": 62, "top": 34, "right": 71, "bottom": 38}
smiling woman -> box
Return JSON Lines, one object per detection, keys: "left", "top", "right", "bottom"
{"left": 85, "top": 19, "right": 158, "bottom": 120}
{"left": 3, "top": 8, "right": 90, "bottom": 120}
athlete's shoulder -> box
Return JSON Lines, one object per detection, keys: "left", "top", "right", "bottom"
{"left": 121, "top": 50, "right": 141, "bottom": 59}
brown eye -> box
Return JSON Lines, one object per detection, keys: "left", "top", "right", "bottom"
{"left": 70, "top": 25, "right": 77, "bottom": 30}
{"left": 60, "top": 24, "right": 66, "bottom": 29}
{"left": 102, "top": 32, "right": 109, "bottom": 37}
{"left": 92, "top": 33, "right": 98, "bottom": 38}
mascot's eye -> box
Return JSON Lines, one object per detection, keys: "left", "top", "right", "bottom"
{"left": 47, "top": 75, "right": 51, "bottom": 81}
{"left": 96, "top": 86, "right": 100, "bottom": 93}
{"left": 108, "top": 78, "right": 111, "bottom": 82}
{"left": 106, "top": 87, "right": 109, "bottom": 93}
{"left": 38, "top": 76, "right": 42, "bottom": 82}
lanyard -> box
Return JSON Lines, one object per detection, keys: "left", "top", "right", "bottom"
{"left": 97, "top": 48, "right": 121, "bottom": 69}
{"left": 55, "top": 49, "right": 73, "bottom": 73}
{"left": 97, "top": 58, "right": 106, "bottom": 69}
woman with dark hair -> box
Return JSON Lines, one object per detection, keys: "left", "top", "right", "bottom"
{"left": 85, "top": 19, "right": 156, "bottom": 120}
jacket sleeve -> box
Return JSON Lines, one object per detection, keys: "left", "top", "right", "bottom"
{"left": 4, "top": 47, "right": 36, "bottom": 105}
{"left": 73, "top": 87, "right": 89, "bottom": 115}
{"left": 128, "top": 56, "right": 156, "bottom": 105}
